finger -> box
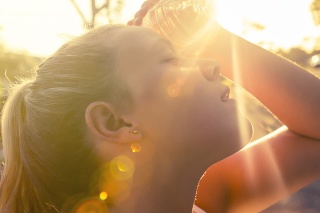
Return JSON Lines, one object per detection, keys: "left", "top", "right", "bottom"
{"left": 127, "top": 19, "right": 134, "bottom": 26}
{"left": 134, "top": 7, "right": 149, "bottom": 18}
{"left": 128, "top": 0, "right": 159, "bottom": 26}
{"left": 133, "top": 17, "right": 144, "bottom": 26}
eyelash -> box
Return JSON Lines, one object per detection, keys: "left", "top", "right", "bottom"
{"left": 163, "top": 56, "right": 179, "bottom": 65}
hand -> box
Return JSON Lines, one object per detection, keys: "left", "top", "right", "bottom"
{"left": 128, "top": 0, "right": 217, "bottom": 55}
{"left": 127, "top": 0, "right": 159, "bottom": 26}
{"left": 127, "top": 0, "right": 221, "bottom": 59}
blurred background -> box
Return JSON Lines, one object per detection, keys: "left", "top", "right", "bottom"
{"left": 0, "top": 0, "right": 319, "bottom": 212}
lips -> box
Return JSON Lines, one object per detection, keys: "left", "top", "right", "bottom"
{"left": 221, "top": 86, "right": 230, "bottom": 102}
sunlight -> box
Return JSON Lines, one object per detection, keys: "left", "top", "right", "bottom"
{"left": 216, "top": 0, "right": 317, "bottom": 51}
{"left": 230, "top": 37, "right": 252, "bottom": 147}
{"left": 74, "top": 197, "right": 108, "bottom": 213}
{"left": 0, "top": 0, "right": 88, "bottom": 56}
{"left": 0, "top": 0, "right": 317, "bottom": 55}
{"left": 215, "top": 0, "right": 244, "bottom": 35}
{"left": 244, "top": 129, "right": 287, "bottom": 195}
{"left": 0, "top": 0, "right": 145, "bottom": 56}
{"left": 99, "top": 191, "right": 108, "bottom": 200}
{"left": 223, "top": 4, "right": 288, "bottom": 201}
{"left": 131, "top": 142, "right": 142, "bottom": 153}
{"left": 228, "top": 37, "right": 287, "bottom": 203}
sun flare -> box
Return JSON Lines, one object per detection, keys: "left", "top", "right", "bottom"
{"left": 0, "top": 0, "right": 317, "bottom": 56}
{"left": 215, "top": 0, "right": 317, "bottom": 51}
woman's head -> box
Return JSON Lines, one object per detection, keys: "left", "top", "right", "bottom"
{"left": 0, "top": 25, "right": 136, "bottom": 212}
{"left": 107, "top": 26, "right": 251, "bottom": 162}
{"left": 0, "top": 24, "right": 251, "bottom": 212}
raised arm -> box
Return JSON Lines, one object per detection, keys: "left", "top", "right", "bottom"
{"left": 195, "top": 25, "right": 320, "bottom": 212}
{"left": 129, "top": 0, "right": 320, "bottom": 140}
{"left": 195, "top": 126, "right": 320, "bottom": 212}
{"left": 202, "top": 25, "right": 320, "bottom": 140}
{"left": 129, "top": 1, "right": 320, "bottom": 212}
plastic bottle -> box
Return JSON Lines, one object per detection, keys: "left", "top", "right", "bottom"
{"left": 142, "top": 0, "right": 216, "bottom": 49}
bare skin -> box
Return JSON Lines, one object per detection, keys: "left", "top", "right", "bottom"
{"left": 128, "top": 1, "right": 320, "bottom": 212}
{"left": 86, "top": 27, "right": 250, "bottom": 212}
{"left": 194, "top": 24, "right": 320, "bottom": 213}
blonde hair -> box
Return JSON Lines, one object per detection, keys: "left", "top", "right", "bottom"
{"left": 0, "top": 25, "right": 130, "bottom": 212}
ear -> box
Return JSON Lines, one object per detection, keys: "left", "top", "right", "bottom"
{"left": 85, "top": 101, "right": 142, "bottom": 144}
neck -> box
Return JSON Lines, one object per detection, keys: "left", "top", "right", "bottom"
{"left": 110, "top": 154, "right": 206, "bottom": 212}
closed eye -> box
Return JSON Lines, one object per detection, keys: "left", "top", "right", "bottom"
{"left": 162, "top": 55, "right": 180, "bottom": 65}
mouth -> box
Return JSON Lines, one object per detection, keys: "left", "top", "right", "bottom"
{"left": 221, "top": 86, "right": 230, "bottom": 102}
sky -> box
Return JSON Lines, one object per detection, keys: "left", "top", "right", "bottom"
{"left": 0, "top": 0, "right": 319, "bottom": 56}
{"left": 0, "top": 0, "right": 144, "bottom": 56}
{"left": 216, "top": 0, "right": 319, "bottom": 52}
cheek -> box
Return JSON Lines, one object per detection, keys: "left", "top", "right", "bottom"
{"left": 130, "top": 65, "right": 251, "bottom": 145}
{"left": 133, "top": 82, "right": 251, "bottom": 163}
{"left": 162, "top": 70, "right": 203, "bottom": 100}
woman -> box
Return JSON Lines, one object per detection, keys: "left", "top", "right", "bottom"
{"left": 130, "top": 1, "right": 320, "bottom": 212}
{"left": 0, "top": 24, "right": 246, "bottom": 212}
{"left": 0, "top": 5, "right": 319, "bottom": 213}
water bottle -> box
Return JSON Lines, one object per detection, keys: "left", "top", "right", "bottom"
{"left": 142, "top": 0, "right": 216, "bottom": 49}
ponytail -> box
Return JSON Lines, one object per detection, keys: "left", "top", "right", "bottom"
{"left": 0, "top": 25, "right": 129, "bottom": 212}
{"left": 0, "top": 79, "right": 52, "bottom": 212}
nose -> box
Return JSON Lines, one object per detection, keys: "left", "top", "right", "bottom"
{"left": 198, "top": 59, "right": 220, "bottom": 81}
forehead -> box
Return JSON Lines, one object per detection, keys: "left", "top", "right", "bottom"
{"left": 112, "top": 27, "right": 175, "bottom": 96}
{"left": 114, "top": 27, "right": 175, "bottom": 62}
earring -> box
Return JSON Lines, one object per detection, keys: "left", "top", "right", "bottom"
{"left": 130, "top": 130, "right": 138, "bottom": 134}
{"left": 131, "top": 143, "right": 142, "bottom": 153}
{"left": 129, "top": 130, "right": 142, "bottom": 153}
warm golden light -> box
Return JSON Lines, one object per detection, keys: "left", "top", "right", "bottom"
{"left": 230, "top": 37, "right": 252, "bottom": 147}
{"left": 0, "top": 0, "right": 146, "bottom": 56}
{"left": 167, "top": 83, "right": 181, "bottom": 97}
{"left": 215, "top": 0, "right": 244, "bottom": 34}
{"left": 110, "top": 155, "right": 135, "bottom": 181}
{"left": 131, "top": 143, "right": 142, "bottom": 153}
{"left": 216, "top": 0, "right": 317, "bottom": 51}
{"left": 74, "top": 197, "right": 108, "bottom": 213}
{"left": 99, "top": 191, "right": 108, "bottom": 200}
{"left": 310, "top": 54, "right": 320, "bottom": 66}
{"left": 0, "top": 0, "right": 316, "bottom": 55}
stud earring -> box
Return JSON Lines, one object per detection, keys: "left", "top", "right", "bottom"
{"left": 130, "top": 130, "right": 138, "bottom": 134}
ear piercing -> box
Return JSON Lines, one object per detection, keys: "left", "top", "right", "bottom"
{"left": 130, "top": 130, "right": 141, "bottom": 152}
{"left": 131, "top": 143, "right": 142, "bottom": 153}
{"left": 131, "top": 130, "right": 138, "bottom": 134}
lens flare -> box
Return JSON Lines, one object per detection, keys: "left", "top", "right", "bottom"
{"left": 99, "top": 191, "right": 108, "bottom": 201}
{"left": 310, "top": 54, "right": 320, "bottom": 67}
{"left": 110, "top": 155, "right": 135, "bottom": 181}
{"left": 230, "top": 37, "right": 252, "bottom": 147}
{"left": 74, "top": 197, "right": 108, "bottom": 213}
{"left": 243, "top": 130, "right": 286, "bottom": 194}
{"left": 230, "top": 36, "right": 285, "bottom": 194}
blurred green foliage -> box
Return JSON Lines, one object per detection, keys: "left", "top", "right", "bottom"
{"left": 0, "top": 44, "right": 41, "bottom": 110}
{"left": 0, "top": 45, "right": 40, "bottom": 80}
